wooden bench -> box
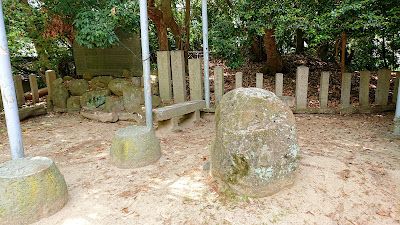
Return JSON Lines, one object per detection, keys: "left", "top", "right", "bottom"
{"left": 153, "top": 100, "right": 206, "bottom": 131}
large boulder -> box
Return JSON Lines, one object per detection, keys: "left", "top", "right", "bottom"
{"left": 211, "top": 88, "right": 300, "bottom": 197}
{"left": 52, "top": 85, "right": 69, "bottom": 112}
{"left": 80, "top": 89, "right": 111, "bottom": 109}
{"left": 91, "top": 76, "right": 114, "bottom": 90}
{"left": 67, "top": 79, "right": 90, "bottom": 96}
{"left": 108, "top": 78, "right": 131, "bottom": 96}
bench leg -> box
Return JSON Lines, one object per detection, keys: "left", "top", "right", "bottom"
{"left": 187, "top": 110, "right": 203, "bottom": 124}
{"left": 157, "top": 117, "right": 183, "bottom": 132}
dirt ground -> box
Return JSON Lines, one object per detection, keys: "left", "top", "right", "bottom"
{"left": 0, "top": 111, "right": 400, "bottom": 225}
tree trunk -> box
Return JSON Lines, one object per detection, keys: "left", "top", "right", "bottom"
{"left": 250, "top": 35, "right": 264, "bottom": 61}
{"left": 184, "top": 0, "right": 190, "bottom": 71}
{"left": 147, "top": 1, "right": 169, "bottom": 51}
{"left": 296, "top": 29, "right": 304, "bottom": 54}
{"left": 340, "top": 32, "right": 347, "bottom": 74}
{"left": 382, "top": 36, "right": 388, "bottom": 68}
{"left": 263, "top": 28, "right": 283, "bottom": 75}
{"left": 161, "top": 0, "right": 183, "bottom": 49}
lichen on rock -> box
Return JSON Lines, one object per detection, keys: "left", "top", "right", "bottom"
{"left": 210, "top": 88, "right": 300, "bottom": 197}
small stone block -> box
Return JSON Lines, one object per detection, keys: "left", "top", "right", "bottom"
{"left": 13, "top": 75, "right": 25, "bottom": 107}
{"left": 157, "top": 51, "right": 173, "bottom": 103}
{"left": 340, "top": 73, "right": 352, "bottom": 108}
{"left": 256, "top": 73, "right": 263, "bottom": 89}
{"left": 29, "top": 74, "right": 39, "bottom": 104}
{"left": 359, "top": 71, "right": 370, "bottom": 107}
{"left": 295, "top": 66, "right": 309, "bottom": 109}
{"left": 171, "top": 50, "right": 187, "bottom": 103}
{"left": 214, "top": 67, "right": 224, "bottom": 105}
{"left": 0, "top": 157, "right": 68, "bottom": 225}
{"left": 189, "top": 58, "right": 203, "bottom": 101}
{"left": 319, "top": 71, "right": 330, "bottom": 108}
{"left": 110, "top": 126, "right": 161, "bottom": 169}
{"left": 235, "top": 72, "right": 243, "bottom": 89}
{"left": 375, "top": 68, "right": 391, "bottom": 106}
{"left": 275, "top": 73, "right": 283, "bottom": 96}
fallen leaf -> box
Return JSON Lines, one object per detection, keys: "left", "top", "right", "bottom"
{"left": 378, "top": 212, "right": 389, "bottom": 216}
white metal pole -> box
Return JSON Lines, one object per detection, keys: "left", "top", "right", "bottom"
{"left": 0, "top": 2, "right": 24, "bottom": 159}
{"left": 139, "top": 0, "right": 153, "bottom": 128}
{"left": 202, "top": 0, "right": 210, "bottom": 108}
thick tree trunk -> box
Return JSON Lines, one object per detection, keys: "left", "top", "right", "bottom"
{"left": 340, "top": 32, "right": 347, "bottom": 74}
{"left": 250, "top": 35, "right": 264, "bottom": 61}
{"left": 263, "top": 28, "right": 283, "bottom": 75}
{"left": 296, "top": 29, "right": 304, "bottom": 54}
{"left": 148, "top": 1, "right": 169, "bottom": 51}
{"left": 161, "top": 0, "right": 183, "bottom": 49}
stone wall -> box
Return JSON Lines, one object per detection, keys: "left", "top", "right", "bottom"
{"left": 73, "top": 30, "right": 142, "bottom": 77}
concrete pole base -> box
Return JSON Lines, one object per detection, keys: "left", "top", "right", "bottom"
{"left": 0, "top": 157, "right": 68, "bottom": 225}
{"left": 110, "top": 126, "right": 161, "bottom": 169}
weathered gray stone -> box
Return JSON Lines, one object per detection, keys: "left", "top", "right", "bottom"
{"left": 80, "top": 89, "right": 111, "bottom": 108}
{"left": 152, "top": 95, "right": 162, "bottom": 107}
{"left": 52, "top": 85, "right": 70, "bottom": 112}
{"left": 340, "top": 73, "right": 352, "bottom": 108}
{"left": 122, "top": 85, "right": 144, "bottom": 113}
{"left": 236, "top": 72, "right": 243, "bottom": 89}
{"left": 91, "top": 76, "right": 114, "bottom": 90}
{"left": 295, "top": 66, "right": 309, "bottom": 109}
{"left": 45, "top": 70, "right": 57, "bottom": 109}
{"left": 189, "top": 58, "right": 203, "bottom": 101}
{"left": 319, "top": 71, "right": 330, "bottom": 108}
{"left": 13, "top": 75, "right": 25, "bottom": 107}
{"left": 171, "top": 50, "right": 187, "bottom": 103}
{"left": 375, "top": 68, "right": 391, "bottom": 106}
{"left": 256, "top": 73, "right": 263, "bottom": 89}
{"left": 67, "top": 79, "right": 90, "bottom": 96}
{"left": 110, "top": 126, "right": 161, "bottom": 169}
{"left": 0, "top": 157, "right": 68, "bottom": 225}
{"left": 153, "top": 100, "right": 206, "bottom": 121}
{"left": 67, "top": 96, "right": 81, "bottom": 113}
{"left": 82, "top": 72, "right": 93, "bottom": 81}
{"left": 275, "top": 73, "right": 283, "bottom": 97}
{"left": 80, "top": 107, "right": 118, "bottom": 123}
{"left": 105, "top": 96, "right": 125, "bottom": 113}
{"left": 211, "top": 88, "right": 300, "bottom": 197}
{"left": 157, "top": 51, "right": 173, "bottom": 103}
{"left": 29, "top": 74, "right": 39, "bottom": 104}
{"left": 108, "top": 78, "right": 131, "bottom": 96}
{"left": 359, "top": 71, "right": 370, "bottom": 107}
{"left": 214, "top": 67, "right": 224, "bottom": 105}
{"left": 18, "top": 105, "right": 46, "bottom": 121}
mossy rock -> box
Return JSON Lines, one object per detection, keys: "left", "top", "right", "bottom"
{"left": 80, "top": 89, "right": 111, "bottom": 108}
{"left": 110, "top": 126, "right": 161, "bottom": 168}
{"left": 122, "top": 85, "right": 144, "bottom": 113}
{"left": 0, "top": 157, "right": 68, "bottom": 225}
{"left": 67, "top": 96, "right": 81, "bottom": 113}
{"left": 52, "top": 85, "right": 70, "bottom": 112}
{"left": 105, "top": 96, "right": 124, "bottom": 113}
{"left": 211, "top": 88, "right": 300, "bottom": 198}
{"left": 108, "top": 78, "right": 131, "bottom": 96}
{"left": 91, "top": 76, "right": 114, "bottom": 90}
{"left": 67, "top": 79, "right": 90, "bottom": 96}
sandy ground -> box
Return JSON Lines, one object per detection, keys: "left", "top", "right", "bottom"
{"left": 0, "top": 111, "right": 400, "bottom": 225}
